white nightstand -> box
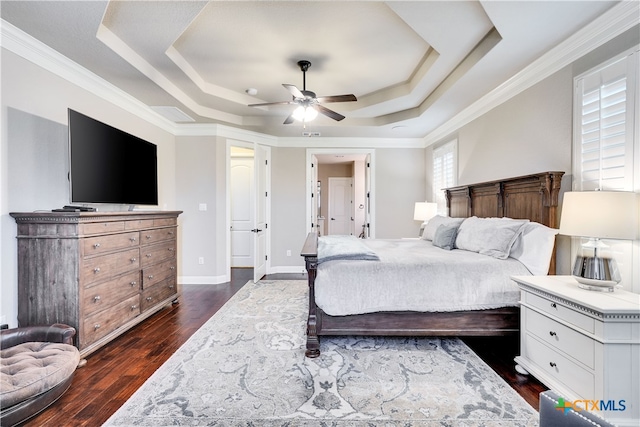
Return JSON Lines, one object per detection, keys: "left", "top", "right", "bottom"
{"left": 512, "top": 275, "right": 640, "bottom": 426}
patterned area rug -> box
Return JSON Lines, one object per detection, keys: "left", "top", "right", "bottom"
{"left": 104, "top": 280, "right": 538, "bottom": 426}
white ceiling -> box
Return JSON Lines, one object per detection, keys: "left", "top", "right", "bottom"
{"left": 0, "top": 1, "right": 628, "bottom": 139}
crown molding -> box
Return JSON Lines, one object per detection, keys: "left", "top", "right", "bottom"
{"left": 423, "top": 1, "right": 640, "bottom": 146}
{"left": 4, "top": 1, "right": 637, "bottom": 148}
{"left": 1, "top": 19, "right": 178, "bottom": 134}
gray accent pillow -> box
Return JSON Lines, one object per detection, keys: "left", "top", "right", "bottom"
{"left": 455, "top": 216, "right": 529, "bottom": 259}
{"left": 421, "top": 215, "right": 465, "bottom": 241}
{"left": 432, "top": 223, "right": 460, "bottom": 250}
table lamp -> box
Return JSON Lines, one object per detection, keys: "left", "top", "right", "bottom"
{"left": 559, "top": 191, "right": 639, "bottom": 291}
{"left": 414, "top": 202, "right": 438, "bottom": 237}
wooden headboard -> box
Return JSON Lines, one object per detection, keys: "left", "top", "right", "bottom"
{"left": 445, "top": 171, "right": 565, "bottom": 272}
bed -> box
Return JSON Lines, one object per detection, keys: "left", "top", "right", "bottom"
{"left": 300, "top": 171, "right": 564, "bottom": 358}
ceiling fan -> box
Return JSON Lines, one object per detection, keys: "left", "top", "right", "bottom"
{"left": 249, "top": 60, "right": 357, "bottom": 124}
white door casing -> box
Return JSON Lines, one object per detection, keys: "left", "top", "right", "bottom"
{"left": 253, "top": 144, "right": 269, "bottom": 282}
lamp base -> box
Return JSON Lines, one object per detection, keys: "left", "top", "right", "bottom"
{"left": 573, "top": 276, "right": 616, "bottom": 292}
{"left": 572, "top": 255, "right": 620, "bottom": 292}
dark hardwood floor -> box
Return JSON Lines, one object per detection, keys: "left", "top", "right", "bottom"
{"left": 22, "top": 269, "right": 545, "bottom": 426}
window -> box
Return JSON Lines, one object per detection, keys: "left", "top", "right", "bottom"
{"left": 575, "top": 53, "right": 636, "bottom": 191}
{"left": 433, "top": 139, "right": 457, "bottom": 215}
{"left": 573, "top": 46, "right": 639, "bottom": 292}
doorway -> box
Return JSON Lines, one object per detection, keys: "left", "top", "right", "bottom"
{"left": 307, "top": 149, "right": 375, "bottom": 238}
{"left": 228, "top": 142, "right": 270, "bottom": 283}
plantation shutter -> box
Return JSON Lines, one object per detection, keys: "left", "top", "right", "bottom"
{"left": 433, "top": 140, "right": 457, "bottom": 215}
{"left": 576, "top": 57, "right": 634, "bottom": 191}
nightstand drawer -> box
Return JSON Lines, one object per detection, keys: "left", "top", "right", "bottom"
{"left": 524, "top": 333, "right": 594, "bottom": 398}
{"left": 524, "top": 292, "right": 594, "bottom": 334}
{"left": 525, "top": 307, "right": 595, "bottom": 369}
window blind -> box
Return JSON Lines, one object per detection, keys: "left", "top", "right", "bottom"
{"left": 433, "top": 140, "right": 457, "bottom": 215}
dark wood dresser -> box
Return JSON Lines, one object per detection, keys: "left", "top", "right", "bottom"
{"left": 10, "top": 211, "right": 182, "bottom": 357}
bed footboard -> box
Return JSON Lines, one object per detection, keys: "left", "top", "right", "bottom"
{"left": 301, "top": 232, "right": 320, "bottom": 358}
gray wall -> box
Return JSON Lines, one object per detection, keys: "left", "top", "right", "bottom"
{"left": 1, "top": 49, "right": 177, "bottom": 327}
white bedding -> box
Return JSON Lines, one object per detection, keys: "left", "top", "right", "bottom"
{"left": 315, "top": 238, "right": 531, "bottom": 316}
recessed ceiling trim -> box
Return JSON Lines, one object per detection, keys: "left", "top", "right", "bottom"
{"left": 166, "top": 45, "right": 258, "bottom": 106}
{"left": 150, "top": 106, "right": 195, "bottom": 123}
{"left": 423, "top": 1, "right": 639, "bottom": 146}
{"left": 96, "top": 22, "right": 242, "bottom": 125}
{"left": 374, "top": 27, "right": 503, "bottom": 126}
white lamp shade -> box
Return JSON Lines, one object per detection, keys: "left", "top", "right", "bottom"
{"left": 559, "top": 191, "right": 639, "bottom": 240}
{"left": 414, "top": 202, "right": 438, "bottom": 221}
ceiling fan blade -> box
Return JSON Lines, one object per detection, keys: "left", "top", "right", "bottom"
{"left": 248, "top": 101, "right": 295, "bottom": 107}
{"left": 316, "top": 94, "right": 357, "bottom": 103}
{"left": 314, "top": 104, "right": 345, "bottom": 121}
{"left": 283, "top": 114, "right": 295, "bottom": 125}
{"left": 283, "top": 84, "right": 305, "bottom": 99}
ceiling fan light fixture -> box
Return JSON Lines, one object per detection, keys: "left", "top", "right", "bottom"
{"left": 292, "top": 105, "right": 318, "bottom": 122}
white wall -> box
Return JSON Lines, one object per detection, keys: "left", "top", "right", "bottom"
{"left": 1, "top": 49, "right": 177, "bottom": 327}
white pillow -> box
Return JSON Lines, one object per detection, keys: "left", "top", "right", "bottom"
{"left": 509, "top": 222, "right": 559, "bottom": 275}
{"left": 455, "top": 217, "right": 529, "bottom": 259}
{"left": 421, "top": 215, "right": 465, "bottom": 241}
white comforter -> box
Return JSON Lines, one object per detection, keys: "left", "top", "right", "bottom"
{"left": 315, "top": 238, "right": 531, "bottom": 316}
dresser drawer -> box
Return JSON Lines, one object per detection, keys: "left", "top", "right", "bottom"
{"left": 524, "top": 333, "right": 595, "bottom": 398}
{"left": 140, "top": 227, "right": 177, "bottom": 246}
{"left": 82, "top": 271, "right": 140, "bottom": 316}
{"left": 125, "top": 219, "right": 154, "bottom": 230}
{"left": 81, "top": 248, "right": 140, "bottom": 286}
{"left": 524, "top": 307, "right": 595, "bottom": 369}
{"left": 81, "top": 221, "right": 125, "bottom": 235}
{"left": 524, "top": 292, "right": 594, "bottom": 334}
{"left": 142, "top": 259, "right": 177, "bottom": 289}
{"left": 141, "top": 240, "right": 176, "bottom": 267}
{"left": 83, "top": 232, "right": 139, "bottom": 256}
{"left": 141, "top": 278, "right": 178, "bottom": 311}
{"left": 82, "top": 294, "right": 141, "bottom": 345}
{"left": 154, "top": 218, "right": 177, "bottom": 227}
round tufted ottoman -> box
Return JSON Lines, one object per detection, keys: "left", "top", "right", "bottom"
{"left": 1, "top": 326, "right": 80, "bottom": 427}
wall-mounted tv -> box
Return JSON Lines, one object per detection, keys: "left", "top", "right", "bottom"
{"left": 68, "top": 109, "right": 158, "bottom": 206}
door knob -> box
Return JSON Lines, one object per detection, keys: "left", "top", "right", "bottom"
{"left": 251, "top": 229, "right": 263, "bottom": 233}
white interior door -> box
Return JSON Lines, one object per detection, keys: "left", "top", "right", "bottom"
{"left": 230, "top": 157, "right": 254, "bottom": 267}
{"left": 253, "top": 144, "right": 268, "bottom": 282}
{"left": 328, "top": 177, "right": 353, "bottom": 235}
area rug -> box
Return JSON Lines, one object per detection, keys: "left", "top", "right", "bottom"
{"left": 103, "top": 280, "right": 538, "bottom": 426}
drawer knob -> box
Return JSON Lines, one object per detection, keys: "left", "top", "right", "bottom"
{"left": 549, "top": 331, "right": 557, "bottom": 337}
{"left": 170, "top": 266, "right": 175, "bottom": 271}
{"left": 169, "top": 285, "right": 175, "bottom": 289}
{"left": 168, "top": 248, "right": 174, "bottom": 252}
{"left": 94, "top": 324, "right": 101, "bottom": 330}
{"left": 148, "top": 275, "right": 154, "bottom": 280}
{"left": 549, "top": 362, "right": 557, "bottom": 368}
{"left": 131, "top": 258, "right": 137, "bottom": 263}
{"left": 93, "top": 243, "right": 101, "bottom": 249}
{"left": 93, "top": 295, "right": 101, "bottom": 302}
{"left": 130, "top": 281, "right": 137, "bottom": 287}
{"left": 550, "top": 303, "right": 557, "bottom": 309}
{"left": 146, "top": 297, "right": 152, "bottom": 301}
{"left": 94, "top": 267, "right": 101, "bottom": 273}
{"left": 146, "top": 254, "right": 152, "bottom": 258}
{"left": 146, "top": 235, "right": 151, "bottom": 239}
{"left": 130, "top": 237, "right": 137, "bottom": 242}
{"left": 131, "top": 305, "right": 138, "bottom": 310}
{"left": 168, "top": 231, "right": 174, "bottom": 235}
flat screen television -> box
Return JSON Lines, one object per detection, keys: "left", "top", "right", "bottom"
{"left": 68, "top": 109, "right": 158, "bottom": 206}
